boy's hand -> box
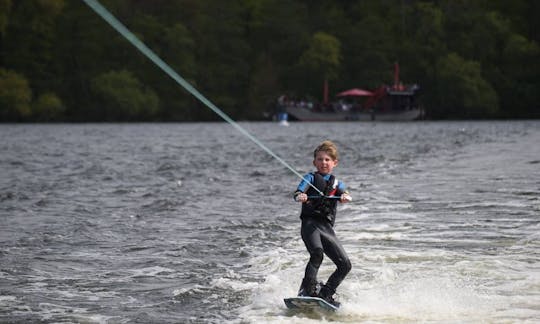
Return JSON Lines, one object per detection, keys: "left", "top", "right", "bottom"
{"left": 295, "top": 193, "right": 308, "bottom": 202}
{"left": 340, "top": 193, "right": 352, "bottom": 203}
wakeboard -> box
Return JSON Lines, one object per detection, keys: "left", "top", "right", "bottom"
{"left": 284, "top": 296, "right": 339, "bottom": 312}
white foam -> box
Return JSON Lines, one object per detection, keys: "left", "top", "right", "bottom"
{"left": 339, "top": 269, "right": 495, "bottom": 322}
{"left": 234, "top": 239, "right": 509, "bottom": 324}
{"left": 211, "top": 276, "right": 260, "bottom": 292}
{"left": 173, "top": 284, "right": 205, "bottom": 297}
{"left": 347, "top": 232, "right": 406, "bottom": 241}
{"left": 0, "top": 295, "right": 17, "bottom": 303}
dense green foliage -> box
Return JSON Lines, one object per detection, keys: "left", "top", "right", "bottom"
{"left": 1, "top": 0, "right": 538, "bottom": 121}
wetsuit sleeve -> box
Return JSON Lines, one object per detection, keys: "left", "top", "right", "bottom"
{"left": 296, "top": 173, "right": 314, "bottom": 193}
{"left": 337, "top": 180, "right": 347, "bottom": 194}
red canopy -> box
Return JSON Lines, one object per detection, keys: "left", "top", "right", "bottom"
{"left": 336, "top": 88, "right": 374, "bottom": 97}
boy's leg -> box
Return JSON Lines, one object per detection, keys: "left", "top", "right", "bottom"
{"left": 317, "top": 231, "right": 351, "bottom": 306}
{"left": 300, "top": 219, "right": 324, "bottom": 296}
{"left": 298, "top": 277, "right": 318, "bottom": 297}
{"left": 321, "top": 227, "right": 352, "bottom": 293}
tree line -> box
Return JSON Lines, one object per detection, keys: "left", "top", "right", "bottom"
{"left": 0, "top": 0, "right": 539, "bottom": 122}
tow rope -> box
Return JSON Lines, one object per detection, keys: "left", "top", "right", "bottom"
{"left": 81, "top": 0, "right": 324, "bottom": 196}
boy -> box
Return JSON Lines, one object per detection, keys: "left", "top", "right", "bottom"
{"left": 293, "top": 140, "right": 352, "bottom": 307}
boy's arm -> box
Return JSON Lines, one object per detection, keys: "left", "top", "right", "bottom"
{"left": 338, "top": 181, "right": 352, "bottom": 203}
{"left": 293, "top": 173, "right": 313, "bottom": 203}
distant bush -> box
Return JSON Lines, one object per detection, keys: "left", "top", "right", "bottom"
{"left": 0, "top": 68, "right": 32, "bottom": 121}
{"left": 90, "top": 70, "right": 159, "bottom": 121}
{"left": 32, "top": 92, "right": 65, "bottom": 121}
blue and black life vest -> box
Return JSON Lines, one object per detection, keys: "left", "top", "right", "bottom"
{"left": 301, "top": 172, "right": 342, "bottom": 226}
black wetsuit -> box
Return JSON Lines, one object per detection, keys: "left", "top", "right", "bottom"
{"left": 296, "top": 172, "right": 352, "bottom": 293}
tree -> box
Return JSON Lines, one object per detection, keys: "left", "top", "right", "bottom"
{"left": 246, "top": 52, "right": 280, "bottom": 119}
{"left": 486, "top": 12, "right": 540, "bottom": 118}
{"left": 401, "top": 2, "right": 447, "bottom": 116}
{"left": 156, "top": 22, "right": 197, "bottom": 120}
{"left": 0, "top": 0, "right": 538, "bottom": 121}
{"left": 0, "top": 0, "right": 11, "bottom": 36}
{"left": 298, "top": 31, "right": 341, "bottom": 98}
{"left": 0, "top": 68, "right": 32, "bottom": 121}
{"left": 185, "top": 0, "right": 252, "bottom": 120}
{"left": 245, "top": 0, "right": 310, "bottom": 93}
{"left": 434, "top": 53, "right": 498, "bottom": 118}
{"left": 90, "top": 70, "right": 159, "bottom": 121}
{"left": 3, "top": 0, "right": 65, "bottom": 93}
{"left": 341, "top": 2, "right": 400, "bottom": 90}
{"left": 32, "top": 92, "right": 65, "bottom": 122}
{"left": 127, "top": 12, "right": 197, "bottom": 120}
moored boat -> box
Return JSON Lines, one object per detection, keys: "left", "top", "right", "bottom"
{"left": 275, "top": 63, "right": 422, "bottom": 122}
{"left": 283, "top": 105, "right": 422, "bottom": 121}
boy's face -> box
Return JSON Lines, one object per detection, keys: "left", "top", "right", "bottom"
{"left": 313, "top": 151, "right": 338, "bottom": 175}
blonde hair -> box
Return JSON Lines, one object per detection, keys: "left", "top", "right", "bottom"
{"left": 313, "top": 140, "right": 339, "bottom": 160}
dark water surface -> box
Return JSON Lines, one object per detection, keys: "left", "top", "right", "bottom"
{"left": 1, "top": 121, "right": 539, "bottom": 323}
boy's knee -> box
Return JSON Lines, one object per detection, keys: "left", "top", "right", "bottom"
{"left": 309, "top": 248, "right": 324, "bottom": 268}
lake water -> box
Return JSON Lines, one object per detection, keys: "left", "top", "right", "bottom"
{"left": 1, "top": 121, "right": 539, "bottom": 323}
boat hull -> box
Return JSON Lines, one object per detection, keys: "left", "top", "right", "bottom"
{"left": 285, "top": 106, "right": 422, "bottom": 122}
